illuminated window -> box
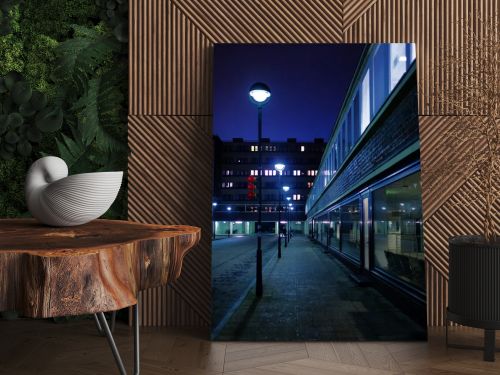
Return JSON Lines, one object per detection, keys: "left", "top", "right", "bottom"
{"left": 360, "top": 69, "right": 371, "bottom": 133}
{"left": 390, "top": 43, "right": 408, "bottom": 90}
{"left": 300, "top": 145, "right": 305, "bottom": 152}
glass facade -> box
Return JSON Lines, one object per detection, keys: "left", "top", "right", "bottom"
{"left": 340, "top": 200, "right": 361, "bottom": 261}
{"left": 306, "top": 43, "right": 416, "bottom": 213}
{"left": 372, "top": 172, "right": 424, "bottom": 289}
{"left": 309, "top": 169, "right": 423, "bottom": 291}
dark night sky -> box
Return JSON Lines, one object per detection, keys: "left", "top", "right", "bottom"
{"left": 213, "top": 44, "right": 366, "bottom": 142}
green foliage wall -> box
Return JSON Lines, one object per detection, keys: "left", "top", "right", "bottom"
{"left": 0, "top": 0, "right": 128, "bottom": 218}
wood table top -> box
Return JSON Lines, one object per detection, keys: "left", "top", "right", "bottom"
{"left": 0, "top": 219, "right": 201, "bottom": 318}
{"left": 0, "top": 218, "right": 199, "bottom": 253}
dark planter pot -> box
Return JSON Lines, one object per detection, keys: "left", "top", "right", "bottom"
{"left": 448, "top": 235, "right": 500, "bottom": 361}
{"left": 448, "top": 235, "right": 500, "bottom": 325}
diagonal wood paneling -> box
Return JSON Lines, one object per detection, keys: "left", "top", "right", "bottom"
{"left": 173, "top": 0, "right": 343, "bottom": 44}
{"left": 129, "top": 0, "right": 499, "bottom": 327}
{"left": 128, "top": 114, "right": 212, "bottom": 326}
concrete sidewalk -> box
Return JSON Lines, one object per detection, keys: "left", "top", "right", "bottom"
{"left": 215, "top": 235, "right": 426, "bottom": 341}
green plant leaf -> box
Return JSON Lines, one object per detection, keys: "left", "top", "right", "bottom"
{"left": 16, "top": 140, "right": 32, "bottom": 156}
{"left": 11, "top": 81, "right": 32, "bottom": 105}
{"left": 26, "top": 127, "right": 42, "bottom": 143}
{"left": 2, "top": 96, "right": 14, "bottom": 114}
{"left": 113, "top": 22, "right": 128, "bottom": 43}
{"left": 35, "top": 106, "right": 63, "bottom": 132}
{"left": 19, "top": 102, "right": 36, "bottom": 117}
{"left": 0, "top": 78, "right": 7, "bottom": 94}
{"left": 0, "top": 115, "right": 7, "bottom": 134}
{"left": 72, "top": 72, "right": 126, "bottom": 152}
{"left": 4, "top": 130, "right": 18, "bottom": 144}
{"left": 3, "top": 71, "right": 22, "bottom": 90}
{"left": 56, "top": 130, "right": 93, "bottom": 173}
{"left": 53, "top": 25, "right": 120, "bottom": 94}
{"left": 0, "top": 148, "right": 13, "bottom": 160}
{"left": 30, "top": 91, "right": 48, "bottom": 111}
{"left": 7, "top": 112, "right": 22, "bottom": 128}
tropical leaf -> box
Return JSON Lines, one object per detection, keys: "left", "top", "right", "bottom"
{"left": 72, "top": 69, "right": 126, "bottom": 153}
{"left": 53, "top": 25, "right": 120, "bottom": 94}
{"left": 55, "top": 129, "right": 93, "bottom": 173}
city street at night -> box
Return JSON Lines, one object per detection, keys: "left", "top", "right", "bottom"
{"left": 212, "top": 234, "right": 278, "bottom": 333}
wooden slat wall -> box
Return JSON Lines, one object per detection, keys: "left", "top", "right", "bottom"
{"left": 128, "top": 0, "right": 499, "bottom": 326}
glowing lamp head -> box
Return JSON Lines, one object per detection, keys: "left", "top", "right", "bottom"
{"left": 249, "top": 82, "right": 271, "bottom": 106}
{"left": 274, "top": 163, "right": 285, "bottom": 172}
{"left": 212, "top": 202, "right": 218, "bottom": 207}
{"left": 282, "top": 186, "right": 290, "bottom": 192}
{"left": 286, "top": 196, "right": 291, "bottom": 201}
{"left": 227, "top": 206, "right": 231, "bottom": 211}
{"left": 288, "top": 203, "right": 292, "bottom": 207}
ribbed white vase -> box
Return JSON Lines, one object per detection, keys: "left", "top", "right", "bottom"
{"left": 25, "top": 156, "right": 123, "bottom": 227}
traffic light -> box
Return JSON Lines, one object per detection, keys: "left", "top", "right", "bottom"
{"left": 247, "top": 175, "right": 256, "bottom": 200}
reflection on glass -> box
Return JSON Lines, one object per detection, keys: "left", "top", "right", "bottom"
{"left": 330, "top": 208, "right": 341, "bottom": 250}
{"left": 341, "top": 201, "right": 361, "bottom": 260}
{"left": 373, "top": 172, "right": 424, "bottom": 289}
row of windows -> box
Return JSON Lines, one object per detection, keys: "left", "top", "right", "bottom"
{"left": 221, "top": 158, "right": 321, "bottom": 165}
{"left": 217, "top": 191, "right": 306, "bottom": 201}
{"left": 246, "top": 169, "right": 317, "bottom": 177}
{"left": 249, "top": 145, "right": 310, "bottom": 152}
{"left": 306, "top": 43, "right": 416, "bottom": 212}
{"left": 221, "top": 181, "right": 313, "bottom": 190}
{"left": 214, "top": 204, "right": 302, "bottom": 212}
{"left": 310, "top": 171, "right": 423, "bottom": 290}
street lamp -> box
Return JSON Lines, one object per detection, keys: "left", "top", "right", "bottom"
{"left": 288, "top": 203, "right": 293, "bottom": 243}
{"left": 212, "top": 202, "right": 218, "bottom": 239}
{"left": 286, "top": 198, "right": 292, "bottom": 244}
{"left": 285, "top": 196, "right": 291, "bottom": 247}
{"left": 249, "top": 82, "right": 271, "bottom": 297}
{"left": 274, "top": 163, "right": 285, "bottom": 258}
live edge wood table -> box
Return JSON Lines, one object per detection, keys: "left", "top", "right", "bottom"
{"left": 0, "top": 219, "right": 201, "bottom": 375}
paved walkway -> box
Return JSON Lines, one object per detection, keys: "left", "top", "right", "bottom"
{"left": 215, "top": 235, "right": 426, "bottom": 341}
{"left": 212, "top": 235, "right": 277, "bottom": 331}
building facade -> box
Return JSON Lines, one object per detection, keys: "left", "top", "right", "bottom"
{"left": 213, "top": 137, "right": 325, "bottom": 236}
{"left": 305, "top": 43, "right": 425, "bottom": 305}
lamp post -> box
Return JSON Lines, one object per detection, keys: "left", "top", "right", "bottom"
{"left": 226, "top": 206, "right": 231, "bottom": 237}
{"left": 249, "top": 82, "right": 271, "bottom": 297}
{"left": 288, "top": 203, "right": 293, "bottom": 243}
{"left": 289, "top": 205, "right": 294, "bottom": 242}
{"left": 285, "top": 196, "right": 291, "bottom": 247}
{"left": 274, "top": 163, "right": 285, "bottom": 258}
{"left": 282, "top": 186, "right": 290, "bottom": 247}
{"left": 212, "top": 202, "right": 217, "bottom": 239}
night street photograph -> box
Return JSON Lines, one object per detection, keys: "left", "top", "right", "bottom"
{"left": 211, "top": 43, "right": 426, "bottom": 341}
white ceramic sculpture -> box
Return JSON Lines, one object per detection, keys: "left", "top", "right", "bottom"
{"left": 25, "top": 156, "right": 123, "bottom": 226}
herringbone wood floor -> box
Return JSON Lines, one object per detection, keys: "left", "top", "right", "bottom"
{"left": 1, "top": 319, "right": 499, "bottom": 374}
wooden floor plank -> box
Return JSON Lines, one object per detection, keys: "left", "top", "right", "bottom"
{"left": 331, "top": 342, "right": 369, "bottom": 367}
{"left": 1, "top": 321, "right": 499, "bottom": 375}
{"left": 305, "top": 342, "right": 340, "bottom": 362}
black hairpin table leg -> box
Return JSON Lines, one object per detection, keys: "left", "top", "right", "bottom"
{"left": 94, "top": 311, "right": 117, "bottom": 336}
{"left": 94, "top": 303, "right": 140, "bottom": 374}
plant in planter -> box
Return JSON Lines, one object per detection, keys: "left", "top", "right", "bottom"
{"left": 425, "top": 15, "right": 499, "bottom": 361}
